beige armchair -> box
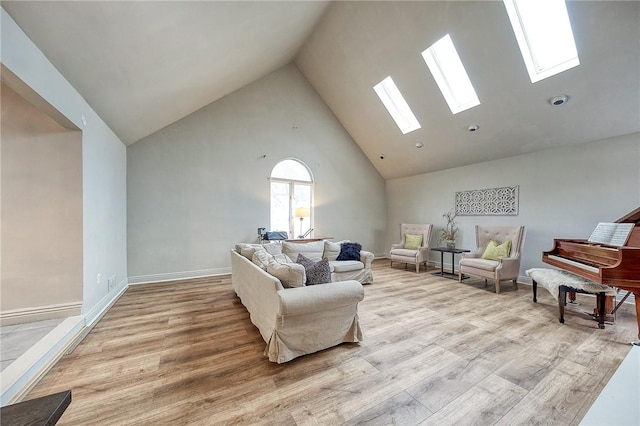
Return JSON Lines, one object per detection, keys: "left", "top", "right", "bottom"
{"left": 458, "top": 225, "right": 526, "bottom": 293}
{"left": 390, "top": 224, "right": 433, "bottom": 273}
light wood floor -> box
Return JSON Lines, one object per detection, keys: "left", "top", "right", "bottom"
{"left": 26, "top": 260, "right": 637, "bottom": 425}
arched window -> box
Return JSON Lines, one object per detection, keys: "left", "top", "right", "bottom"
{"left": 270, "top": 159, "right": 313, "bottom": 239}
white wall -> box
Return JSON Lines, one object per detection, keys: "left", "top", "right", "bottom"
{"left": 1, "top": 9, "right": 128, "bottom": 320}
{"left": 387, "top": 132, "right": 640, "bottom": 276}
{"left": 127, "top": 64, "right": 386, "bottom": 282}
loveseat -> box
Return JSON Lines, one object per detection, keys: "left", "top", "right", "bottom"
{"left": 231, "top": 240, "right": 373, "bottom": 363}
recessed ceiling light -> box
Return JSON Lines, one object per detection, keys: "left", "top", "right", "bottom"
{"left": 550, "top": 95, "right": 568, "bottom": 106}
{"left": 468, "top": 124, "right": 479, "bottom": 132}
{"left": 415, "top": 142, "right": 424, "bottom": 148}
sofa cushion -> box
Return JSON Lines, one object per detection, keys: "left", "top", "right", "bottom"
{"left": 337, "top": 242, "right": 362, "bottom": 261}
{"left": 252, "top": 249, "right": 273, "bottom": 270}
{"left": 323, "top": 240, "right": 343, "bottom": 261}
{"left": 481, "top": 239, "right": 512, "bottom": 261}
{"left": 296, "top": 254, "right": 331, "bottom": 285}
{"left": 236, "top": 242, "right": 281, "bottom": 260}
{"left": 329, "top": 260, "right": 364, "bottom": 273}
{"left": 267, "top": 260, "right": 306, "bottom": 288}
{"left": 283, "top": 241, "right": 324, "bottom": 262}
{"left": 404, "top": 234, "right": 423, "bottom": 250}
{"left": 262, "top": 243, "right": 283, "bottom": 256}
{"left": 272, "top": 253, "right": 290, "bottom": 264}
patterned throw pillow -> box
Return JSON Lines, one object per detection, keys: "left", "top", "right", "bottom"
{"left": 296, "top": 254, "right": 331, "bottom": 285}
{"left": 404, "top": 234, "right": 423, "bottom": 250}
{"left": 336, "top": 242, "right": 362, "bottom": 261}
{"left": 481, "top": 239, "right": 512, "bottom": 261}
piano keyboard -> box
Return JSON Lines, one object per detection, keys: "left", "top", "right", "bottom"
{"left": 547, "top": 255, "right": 599, "bottom": 273}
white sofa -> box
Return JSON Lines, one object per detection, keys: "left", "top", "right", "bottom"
{"left": 231, "top": 240, "right": 371, "bottom": 363}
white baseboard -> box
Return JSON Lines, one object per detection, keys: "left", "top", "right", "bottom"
{"left": 84, "top": 278, "right": 128, "bottom": 328}
{"left": 128, "top": 267, "right": 231, "bottom": 285}
{"left": 0, "top": 316, "right": 84, "bottom": 405}
{"left": 0, "top": 302, "right": 82, "bottom": 327}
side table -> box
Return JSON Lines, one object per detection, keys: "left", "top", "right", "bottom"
{"left": 431, "top": 247, "right": 470, "bottom": 280}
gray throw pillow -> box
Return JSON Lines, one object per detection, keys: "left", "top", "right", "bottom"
{"left": 296, "top": 254, "right": 331, "bottom": 285}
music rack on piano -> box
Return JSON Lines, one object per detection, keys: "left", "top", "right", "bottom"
{"left": 542, "top": 207, "right": 640, "bottom": 342}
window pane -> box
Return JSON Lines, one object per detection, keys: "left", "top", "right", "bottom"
{"left": 271, "top": 159, "right": 312, "bottom": 182}
{"left": 270, "top": 181, "right": 290, "bottom": 235}
{"left": 293, "top": 184, "right": 311, "bottom": 238}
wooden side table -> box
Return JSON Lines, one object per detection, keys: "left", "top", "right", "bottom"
{"left": 431, "top": 247, "right": 470, "bottom": 279}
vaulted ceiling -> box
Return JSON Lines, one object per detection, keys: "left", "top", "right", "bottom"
{"left": 3, "top": 1, "right": 639, "bottom": 179}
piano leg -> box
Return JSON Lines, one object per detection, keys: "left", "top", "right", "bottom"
{"left": 568, "top": 291, "right": 577, "bottom": 304}
{"left": 614, "top": 287, "right": 640, "bottom": 343}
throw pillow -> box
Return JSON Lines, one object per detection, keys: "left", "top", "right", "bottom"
{"left": 296, "top": 254, "right": 331, "bottom": 285}
{"left": 336, "top": 242, "right": 362, "bottom": 261}
{"left": 323, "top": 240, "right": 343, "bottom": 261}
{"left": 481, "top": 239, "right": 512, "bottom": 261}
{"left": 251, "top": 249, "right": 273, "bottom": 270}
{"left": 267, "top": 260, "right": 306, "bottom": 288}
{"left": 404, "top": 234, "right": 423, "bottom": 250}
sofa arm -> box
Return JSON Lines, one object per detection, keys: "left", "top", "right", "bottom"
{"left": 277, "top": 281, "right": 364, "bottom": 316}
{"left": 359, "top": 250, "right": 374, "bottom": 269}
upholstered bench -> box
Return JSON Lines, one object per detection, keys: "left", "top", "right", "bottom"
{"left": 526, "top": 268, "right": 617, "bottom": 329}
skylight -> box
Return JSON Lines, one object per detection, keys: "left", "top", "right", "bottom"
{"left": 373, "top": 76, "right": 421, "bottom": 134}
{"left": 504, "top": 0, "right": 579, "bottom": 83}
{"left": 421, "top": 34, "right": 480, "bottom": 114}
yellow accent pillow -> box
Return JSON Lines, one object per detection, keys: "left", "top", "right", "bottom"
{"left": 404, "top": 234, "right": 423, "bottom": 250}
{"left": 481, "top": 239, "right": 512, "bottom": 261}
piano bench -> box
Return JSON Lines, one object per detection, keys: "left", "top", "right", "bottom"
{"left": 526, "top": 268, "right": 617, "bottom": 329}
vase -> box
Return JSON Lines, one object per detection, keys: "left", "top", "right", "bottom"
{"left": 445, "top": 240, "right": 455, "bottom": 249}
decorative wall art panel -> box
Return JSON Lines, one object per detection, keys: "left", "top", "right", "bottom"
{"left": 455, "top": 185, "right": 519, "bottom": 216}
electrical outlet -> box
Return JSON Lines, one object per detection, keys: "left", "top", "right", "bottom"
{"left": 108, "top": 275, "right": 116, "bottom": 292}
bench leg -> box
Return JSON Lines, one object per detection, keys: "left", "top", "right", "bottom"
{"left": 558, "top": 286, "right": 566, "bottom": 324}
{"left": 532, "top": 280, "right": 538, "bottom": 303}
{"left": 596, "top": 292, "right": 605, "bottom": 329}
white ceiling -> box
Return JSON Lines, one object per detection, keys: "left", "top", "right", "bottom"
{"left": 3, "top": 1, "right": 639, "bottom": 180}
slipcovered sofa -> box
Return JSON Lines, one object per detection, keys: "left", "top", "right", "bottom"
{"left": 231, "top": 240, "right": 372, "bottom": 363}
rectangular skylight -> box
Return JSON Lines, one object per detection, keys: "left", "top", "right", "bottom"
{"left": 373, "top": 76, "right": 421, "bottom": 134}
{"left": 421, "top": 34, "right": 480, "bottom": 114}
{"left": 504, "top": 0, "right": 579, "bottom": 83}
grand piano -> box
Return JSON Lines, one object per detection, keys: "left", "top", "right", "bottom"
{"left": 543, "top": 207, "right": 640, "bottom": 341}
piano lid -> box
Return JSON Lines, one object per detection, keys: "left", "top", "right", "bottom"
{"left": 616, "top": 207, "right": 640, "bottom": 224}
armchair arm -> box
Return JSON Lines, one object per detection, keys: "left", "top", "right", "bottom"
{"left": 359, "top": 250, "right": 374, "bottom": 269}
{"left": 416, "top": 246, "right": 430, "bottom": 263}
{"left": 277, "top": 281, "right": 364, "bottom": 316}
{"left": 495, "top": 256, "right": 521, "bottom": 278}
{"left": 390, "top": 243, "right": 403, "bottom": 250}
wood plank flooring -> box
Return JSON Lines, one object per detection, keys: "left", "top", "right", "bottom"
{"left": 25, "top": 260, "right": 637, "bottom": 425}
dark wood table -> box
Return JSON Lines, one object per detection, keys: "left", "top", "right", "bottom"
{"left": 1, "top": 390, "right": 71, "bottom": 425}
{"left": 431, "top": 247, "right": 470, "bottom": 279}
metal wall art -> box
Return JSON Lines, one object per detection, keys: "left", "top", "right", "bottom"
{"left": 455, "top": 185, "right": 519, "bottom": 216}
